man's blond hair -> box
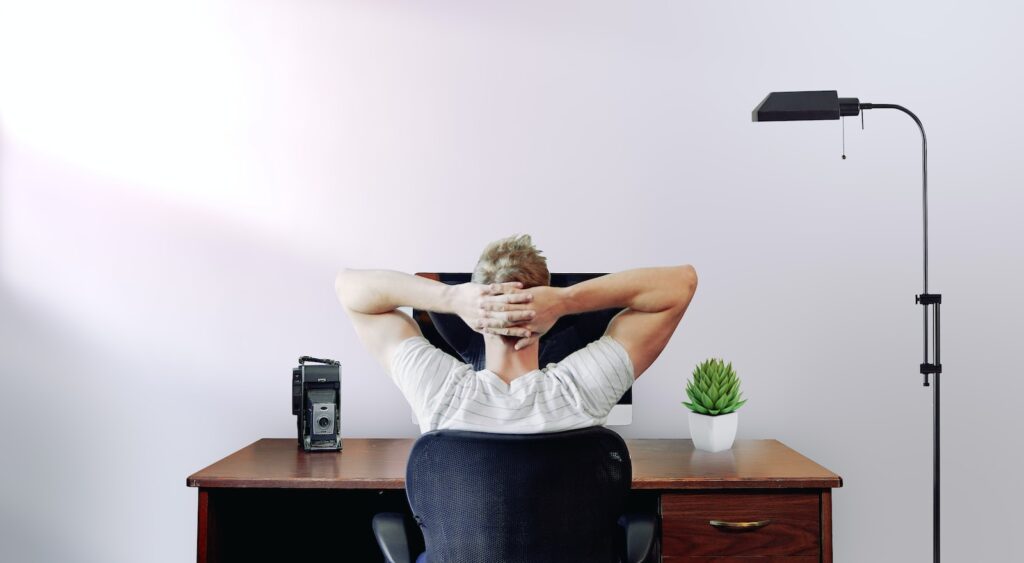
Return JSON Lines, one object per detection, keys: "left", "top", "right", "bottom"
{"left": 471, "top": 234, "right": 550, "bottom": 289}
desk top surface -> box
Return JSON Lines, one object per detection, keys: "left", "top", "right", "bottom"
{"left": 187, "top": 438, "right": 842, "bottom": 490}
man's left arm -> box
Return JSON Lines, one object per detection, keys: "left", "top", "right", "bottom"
{"left": 334, "top": 269, "right": 533, "bottom": 372}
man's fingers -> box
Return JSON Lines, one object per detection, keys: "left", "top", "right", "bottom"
{"left": 499, "top": 292, "right": 533, "bottom": 304}
{"left": 482, "top": 281, "right": 523, "bottom": 295}
{"left": 504, "top": 310, "right": 535, "bottom": 323}
{"left": 484, "top": 327, "right": 532, "bottom": 338}
{"left": 479, "top": 302, "right": 533, "bottom": 313}
{"left": 478, "top": 292, "right": 533, "bottom": 307}
{"left": 480, "top": 326, "right": 543, "bottom": 344}
{"left": 514, "top": 335, "right": 539, "bottom": 351}
{"left": 479, "top": 291, "right": 533, "bottom": 311}
{"left": 477, "top": 311, "right": 535, "bottom": 328}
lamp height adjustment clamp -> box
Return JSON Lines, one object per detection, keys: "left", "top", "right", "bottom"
{"left": 915, "top": 293, "right": 942, "bottom": 305}
{"left": 915, "top": 293, "right": 943, "bottom": 384}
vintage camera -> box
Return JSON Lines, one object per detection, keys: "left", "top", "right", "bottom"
{"left": 292, "top": 356, "right": 342, "bottom": 451}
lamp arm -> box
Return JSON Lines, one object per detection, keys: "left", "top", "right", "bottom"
{"left": 860, "top": 103, "right": 929, "bottom": 292}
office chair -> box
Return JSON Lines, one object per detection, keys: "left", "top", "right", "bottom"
{"left": 372, "top": 427, "right": 657, "bottom": 563}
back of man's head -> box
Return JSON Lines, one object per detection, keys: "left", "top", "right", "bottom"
{"left": 472, "top": 234, "right": 550, "bottom": 289}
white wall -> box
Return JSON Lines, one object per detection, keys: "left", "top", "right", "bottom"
{"left": 2, "top": 1, "right": 1022, "bottom": 561}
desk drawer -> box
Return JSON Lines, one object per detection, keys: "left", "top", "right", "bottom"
{"left": 661, "top": 492, "right": 820, "bottom": 557}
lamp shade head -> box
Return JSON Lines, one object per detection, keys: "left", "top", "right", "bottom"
{"left": 753, "top": 90, "right": 860, "bottom": 122}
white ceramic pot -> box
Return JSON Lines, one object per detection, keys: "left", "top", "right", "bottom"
{"left": 688, "top": 411, "right": 738, "bottom": 453}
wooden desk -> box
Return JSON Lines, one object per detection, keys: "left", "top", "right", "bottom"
{"left": 187, "top": 438, "right": 841, "bottom": 562}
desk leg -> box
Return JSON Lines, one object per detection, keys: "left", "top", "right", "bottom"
{"left": 821, "top": 489, "right": 833, "bottom": 563}
{"left": 197, "top": 488, "right": 220, "bottom": 563}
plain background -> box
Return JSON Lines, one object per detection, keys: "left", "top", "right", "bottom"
{"left": 2, "top": 1, "right": 1022, "bottom": 561}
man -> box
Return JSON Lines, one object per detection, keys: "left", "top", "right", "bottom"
{"left": 335, "top": 234, "right": 697, "bottom": 433}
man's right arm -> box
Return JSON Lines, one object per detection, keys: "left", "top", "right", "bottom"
{"left": 487, "top": 266, "right": 698, "bottom": 379}
{"left": 569, "top": 266, "right": 697, "bottom": 378}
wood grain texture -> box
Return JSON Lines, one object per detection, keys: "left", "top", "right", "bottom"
{"left": 661, "top": 492, "right": 820, "bottom": 557}
{"left": 822, "top": 489, "right": 833, "bottom": 563}
{"left": 186, "top": 438, "right": 842, "bottom": 490}
{"left": 187, "top": 438, "right": 409, "bottom": 489}
{"left": 630, "top": 439, "right": 842, "bottom": 490}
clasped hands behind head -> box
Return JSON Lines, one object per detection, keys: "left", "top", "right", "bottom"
{"left": 452, "top": 282, "right": 566, "bottom": 351}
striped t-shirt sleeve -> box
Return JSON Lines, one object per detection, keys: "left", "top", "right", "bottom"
{"left": 389, "top": 336, "right": 465, "bottom": 418}
{"left": 551, "top": 335, "right": 635, "bottom": 418}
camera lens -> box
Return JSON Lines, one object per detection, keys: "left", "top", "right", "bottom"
{"left": 317, "top": 416, "right": 330, "bottom": 428}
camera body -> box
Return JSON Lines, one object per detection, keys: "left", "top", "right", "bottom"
{"left": 292, "top": 356, "right": 342, "bottom": 451}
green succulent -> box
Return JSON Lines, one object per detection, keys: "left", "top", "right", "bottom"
{"left": 683, "top": 358, "right": 746, "bottom": 416}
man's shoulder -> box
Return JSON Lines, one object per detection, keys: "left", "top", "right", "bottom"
{"left": 541, "top": 335, "right": 635, "bottom": 385}
{"left": 393, "top": 336, "right": 471, "bottom": 375}
{"left": 553, "top": 335, "right": 629, "bottom": 363}
{"left": 391, "top": 336, "right": 475, "bottom": 417}
{"left": 395, "top": 335, "right": 430, "bottom": 354}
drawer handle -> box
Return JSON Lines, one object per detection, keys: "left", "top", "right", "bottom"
{"left": 709, "top": 519, "right": 772, "bottom": 530}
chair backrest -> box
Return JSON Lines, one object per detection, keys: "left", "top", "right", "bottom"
{"left": 405, "top": 427, "right": 632, "bottom": 563}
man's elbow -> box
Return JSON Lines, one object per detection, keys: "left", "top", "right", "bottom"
{"left": 334, "top": 269, "right": 355, "bottom": 308}
{"left": 673, "top": 264, "right": 698, "bottom": 307}
{"left": 681, "top": 264, "right": 697, "bottom": 287}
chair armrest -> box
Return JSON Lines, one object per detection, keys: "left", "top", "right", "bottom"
{"left": 618, "top": 512, "right": 657, "bottom": 563}
{"left": 371, "top": 512, "right": 413, "bottom": 563}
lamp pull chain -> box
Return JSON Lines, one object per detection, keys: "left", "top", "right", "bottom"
{"left": 841, "top": 117, "right": 846, "bottom": 159}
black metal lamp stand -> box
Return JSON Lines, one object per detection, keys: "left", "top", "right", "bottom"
{"left": 753, "top": 91, "right": 943, "bottom": 563}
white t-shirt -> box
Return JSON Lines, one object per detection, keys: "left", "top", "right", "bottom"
{"left": 389, "top": 335, "right": 635, "bottom": 434}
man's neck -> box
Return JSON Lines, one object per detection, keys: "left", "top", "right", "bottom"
{"left": 483, "top": 335, "right": 540, "bottom": 384}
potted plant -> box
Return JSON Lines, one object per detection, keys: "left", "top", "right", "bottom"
{"left": 683, "top": 358, "right": 746, "bottom": 453}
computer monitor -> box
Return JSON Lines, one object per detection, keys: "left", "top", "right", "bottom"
{"left": 411, "top": 272, "right": 632, "bottom": 425}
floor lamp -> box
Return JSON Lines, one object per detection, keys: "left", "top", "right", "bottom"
{"left": 752, "top": 90, "right": 943, "bottom": 563}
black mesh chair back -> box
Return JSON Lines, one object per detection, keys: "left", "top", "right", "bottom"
{"left": 405, "top": 426, "right": 632, "bottom": 563}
